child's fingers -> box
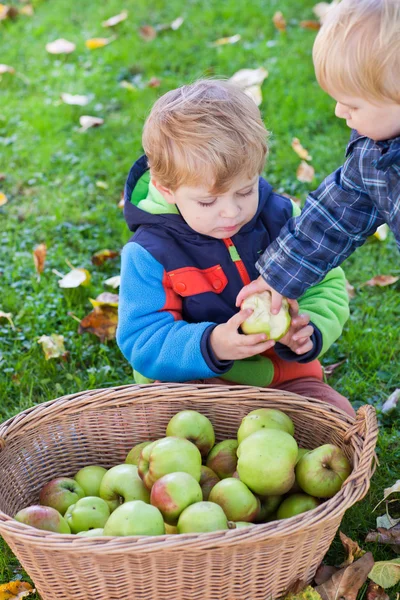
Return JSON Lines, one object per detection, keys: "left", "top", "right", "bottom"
{"left": 292, "top": 325, "right": 314, "bottom": 342}
{"left": 295, "top": 339, "right": 314, "bottom": 354}
{"left": 235, "top": 277, "right": 270, "bottom": 307}
{"left": 228, "top": 308, "right": 254, "bottom": 330}
{"left": 290, "top": 313, "right": 310, "bottom": 329}
{"left": 239, "top": 339, "right": 275, "bottom": 358}
{"left": 270, "top": 290, "right": 284, "bottom": 315}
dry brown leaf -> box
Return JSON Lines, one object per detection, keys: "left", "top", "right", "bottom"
{"left": 85, "top": 36, "right": 116, "bottom": 50}
{"left": 0, "top": 311, "right": 15, "bottom": 330}
{"left": 363, "top": 275, "right": 399, "bottom": 287}
{"left": 315, "top": 552, "right": 374, "bottom": 600}
{"left": 273, "top": 10, "right": 286, "bottom": 31}
{"left": 296, "top": 161, "right": 315, "bottom": 183}
{"left": 0, "top": 191, "right": 8, "bottom": 206}
{"left": 346, "top": 279, "right": 356, "bottom": 299}
{"left": 147, "top": 76, "right": 161, "bottom": 88}
{"left": 139, "top": 25, "right": 157, "bottom": 41}
{"left": 0, "top": 4, "right": 18, "bottom": 20}
{"left": 314, "top": 565, "right": 339, "bottom": 585}
{"left": 292, "top": 138, "right": 312, "bottom": 161}
{"left": 366, "top": 523, "right": 400, "bottom": 552}
{"left": 300, "top": 20, "right": 321, "bottom": 30}
{"left": 91, "top": 249, "right": 119, "bottom": 266}
{"left": 212, "top": 34, "right": 241, "bottom": 46}
{"left": 339, "top": 531, "right": 366, "bottom": 567}
{"left": 102, "top": 10, "right": 128, "bottom": 27}
{"left": 78, "top": 115, "right": 104, "bottom": 132}
{"left": 366, "top": 581, "right": 390, "bottom": 600}
{"left": 37, "top": 334, "right": 68, "bottom": 361}
{"left": 46, "top": 38, "right": 76, "bottom": 54}
{"left": 0, "top": 173, "right": 6, "bottom": 181}
{"left": 33, "top": 243, "right": 46, "bottom": 275}
{"left": 61, "top": 93, "right": 90, "bottom": 106}
{"left": 323, "top": 358, "right": 347, "bottom": 378}
{"left": 89, "top": 292, "right": 119, "bottom": 308}
{"left": 78, "top": 306, "right": 118, "bottom": 342}
{"left": 0, "top": 64, "right": 15, "bottom": 74}
{"left": 0, "top": 580, "right": 35, "bottom": 599}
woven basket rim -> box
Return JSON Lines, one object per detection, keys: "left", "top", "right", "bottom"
{"left": 0, "top": 383, "right": 378, "bottom": 553}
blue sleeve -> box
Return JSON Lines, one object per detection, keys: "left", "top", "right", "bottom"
{"left": 116, "top": 242, "right": 232, "bottom": 381}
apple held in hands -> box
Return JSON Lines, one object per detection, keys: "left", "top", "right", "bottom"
{"left": 237, "top": 408, "right": 295, "bottom": 445}
{"left": 74, "top": 465, "right": 107, "bottom": 497}
{"left": 125, "top": 441, "right": 152, "bottom": 466}
{"left": 150, "top": 472, "right": 202, "bottom": 525}
{"left": 199, "top": 466, "right": 220, "bottom": 500}
{"left": 103, "top": 500, "right": 165, "bottom": 536}
{"left": 295, "top": 444, "right": 352, "bottom": 498}
{"left": 177, "top": 501, "right": 231, "bottom": 534}
{"left": 99, "top": 464, "right": 150, "bottom": 512}
{"left": 241, "top": 291, "right": 291, "bottom": 340}
{"left": 209, "top": 478, "right": 260, "bottom": 522}
{"left": 14, "top": 505, "right": 71, "bottom": 534}
{"left": 166, "top": 410, "right": 215, "bottom": 457}
{"left": 237, "top": 429, "right": 298, "bottom": 496}
{"left": 277, "top": 493, "right": 320, "bottom": 519}
{"left": 65, "top": 496, "right": 110, "bottom": 533}
{"left": 206, "top": 439, "right": 238, "bottom": 480}
{"left": 39, "top": 477, "right": 85, "bottom": 516}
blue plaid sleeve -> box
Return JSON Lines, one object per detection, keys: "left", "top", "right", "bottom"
{"left": 256, "top": 137, "right": 386, "bottom": 297}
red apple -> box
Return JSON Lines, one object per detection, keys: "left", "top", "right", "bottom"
{"left": 209, "top": 478, "right": 260, "bottom": 522}
{"left": 14, "top": 505, "right": 71, "bottom": 534}
{"left": 150, "top": 472, "right": 202, "bottom": 525}
{"left": 199, "top": 466, "right": 220, "bottom": 500}
{"left": 206, "top": 439, "right": 238, "bottom": 479}
{"left": 39, "top": 477, "right": 85, "bottom": 516}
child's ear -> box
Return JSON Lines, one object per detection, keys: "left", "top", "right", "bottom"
{"left": 151, "top": 177, "right": 176, "bottom": 205}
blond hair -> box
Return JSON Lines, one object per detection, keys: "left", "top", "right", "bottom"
{"left": 142, "top": 80, "right": 269, "bottom": 193}
{"left": 313, "top": 0, "right": 400, "bottom": 103}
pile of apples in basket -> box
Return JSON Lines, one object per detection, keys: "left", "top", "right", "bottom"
{"left": 15, "top": 409, "right": 352, "bottom": 536}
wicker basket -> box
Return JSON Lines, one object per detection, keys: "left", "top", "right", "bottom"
{"left": 0, "top": 383, "right": 377, "bottom": 600}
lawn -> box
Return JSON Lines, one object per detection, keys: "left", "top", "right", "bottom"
{"left": 0, "top": 0, "right": 399, "bottom": 597}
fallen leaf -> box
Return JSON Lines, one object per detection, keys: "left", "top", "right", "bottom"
{"left": 104, "top": 275, "right": 120, "bottom": 288}
{"left": 292, "top": 138, "right": 312, "bottom": 161}
{"left": 46, "top": 38, "right": 76, "bottom": 55}
{"left": 363, "top": 275, "right": 399, "bottom": 287}
{"left": 95, "top": 180, "right": 108, "bottom": 189}
{"left": 366, "top": 580, "right": 390, "bottom": 600}
{"left": 85, "top": 36, "right": 116, "bottom": 50}
{"left": 323, "top": 358, "right": 347, "bottom": 377}
{"left": 300, "top": 20, "right": 321, "bottom": 30}
{"left": 314, "top": 565, "right": 339, "bottom": 585}
{"left": 0, "top": 311, "right": 15, "bottom": 330}
{"left": 212, "top": 34, "right": 241, "bottom": 46}
{"left": 139, "top": 25, "right": 157, "bottom": 41}
{"left": 61, "top": 93, "right": 90, "bottom": 106}
{"left": 147, "top": 76, "right": 161, "bottom": 88}
{"left": 346, "top": 279, "right": 356, "bottom": 299}
{"left": 170, "top": 16, "right": 184, "bottom": 30}
{"left": 78, "top": 306, "right": 118, "bottom": 342}
{"left": 0, "top": 191, "right": 8, "bottom": 206}
{"left": 381, "top": 389, "right": 400, "bottom": 414}
{"left": 19, "top": 4, "right": 33, "bottom": 16}
{"left": 102, "top": 10, "right": 128, "bottom": 27}
{"left": 57, "top": 268, "right": 91, "bottom": 288}
{"left": 91, "top": 249, "right": 119, "bottom": 266}
{"left": 33, "top": 243, "right": 46, "bottom": 276}
{"left": 368, "top": 559, "right": 400, "bottom": 589}
{"left": 376, "top": 514, "right": 400, "bottom": 530}
{"left": 78, "top": 115, "right": 104, "bottom": 133}
{"left": 272, "top": 10, "right": 286, "bottom": 32}
{"left": 366, "top": 523, "right": 400, "bottom": 553}
{"left": 339, "top": 531, "right": 366, "bottom": 567}
{"left": 0, "top": 580, "right": 35, "bottom": 599}
{"left": 296, "top": 161, "right": 315, "bottom": 183}
{"left": 313, "top": 0, "right": 340, "bottom": 23}
{"left": 0, "top": 64, "right": 15, "bottom": 74}
{"left": 120, "top": 80, "right": 137, "bottom": 91}
{"left": 373, "top": 224, "right": 389, "bottom": 241}
{"left": 0, "top": 174, "right": 6, "bottom": 181}
{"left": 229, "top": 67, "right": 268, "bottom": 89}
{"left": 245, "top": 84, "right": 263, "bottom": 106}
{"left": 89, "top": 292, "right": 119, "bottom": 308}
{"left": 37, "top": 334, "right": 68, "bottom": 361}
{"left": 0, "top": 4, "right": 18, "bottom": 20}
{"left": 315, "top": 552, "right": 374, "bottom": 600}
{"left": 283, "top": 585, "right": 322, "bottom": 599}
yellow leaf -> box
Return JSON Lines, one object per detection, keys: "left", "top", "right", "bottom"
{"left": 0, "top": 191, "right": 8, "bottom": 206}
{"left": 373, "top": 224, "right": 389, "bottom": 241}
{"left": 0, "top": 581, "right": 35, "bottom": 599}
{"left": 102, "top": 10, "right": 128, "bottom": 27}
{"left": 37, "top": 334, "right": 67, "bottom": 360}
{"left": 95, "top": 180, "right": 108, "bottom": 189}
{"left": 46, "top": 38, "right": 76, "bottom": 54}
{"left": 296, "top": 161, "right": 315, "bottom": 183}
{"left": 368, "top": 559, "right": 400, "bottom": 589}
{"left": 58, "top": 268, "right": 91, "bottom": 288}
{"left": 212, "top": 34, "right": 241, "bottom": 46}
{"left": 273, "top": 11, "right": 286, "bottom": 32}
{"left": 91, "top": 249, "right": 119, "bottom": 266}
{"left": 120, "top": 80, "right": 137, "bottom": 91}
{"left": 85, "top": 36, "right": 116, "bottom": 50}
{"left": 292, "top": 138, "right": 312, "bottom": 161}
{"left": 0, "top": 311, "right": 15, "bottom": 330}
{"left": 33, "top": 243, "right": 46, "bottom": 275}
{"left": 89, "top": 292, "right": 119, "bottom": 308}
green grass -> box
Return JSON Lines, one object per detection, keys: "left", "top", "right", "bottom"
{"left": 1, "top": 0, "right": 399, "bottom": 597}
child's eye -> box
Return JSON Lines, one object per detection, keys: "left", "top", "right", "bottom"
{"left": 237, "top": 188, "right": 254, "bottom": 197}
{"left": 198, "top": 200, "right": 216, "bottom": 208}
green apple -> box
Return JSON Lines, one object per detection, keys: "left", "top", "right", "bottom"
{"left": 103, "top": 500, "right": 165, "bottom": 536}
{"left": 166, "top": 410, "right": 215, "bottom": 457}
{"left": 206, "top": 439, "right": 238, "bottom": 479}
{"left": 138, "top": 437, "right": 202, "bottom": 490}
{"left": 65, "top": 496, "right": 110, "bottom": 533}
{"left": 77, "top": 528, "right": 104, "bottom": 537}
{"left": 209, "top": 478, "right": 260, "bottom": 522}
{"left": 295, "top": 444, "right": 352, "bottom": 498}
{"left": 237, "top": 429, "right": 298, "bottom": 495}
{"left": 234, "top": 521, "right": 255, "bottom": 528}
{"left": 199, "top": 466, "right": 220, "bottom": 500}
{"left": 14, "top": 505, "right": 71, "bottom": 534}
{"left": 99, "top": 464, "right": 150, "bottom": 512}
{"left": 289, "top": 448, "right": 312, "bottom": 493}
{"left": 150, "top": 472, "right": 202, "bottom": 525}
{"left": 74, "top": 465, "right": 107, "bottom": 497}
{"left": 277, "top": 493, "right": 320, "bottom": 519}
{"left": 125, "top": 441, "right": 152, "bottom": 466}
{"left": 255, "top": 495, "right": 283, "bottom": 522}
{"left": 39, "top": 477, "right": 85, "bottom": 516}
{"left": 177, "top": 501, "right": 230, "bottom": 534}
{"left": 237, "top": 408, "right": 294, "bottom": 445}
{"left": 241, "top": 291, "right": 291, "bottom": 340}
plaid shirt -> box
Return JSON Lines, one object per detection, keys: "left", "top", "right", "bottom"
{"left": 257, "top": 130, "right": 400, "bottom": 297}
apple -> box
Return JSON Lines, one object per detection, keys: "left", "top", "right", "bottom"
{"left": 74, "top": 465, "right": 107, "bottom": 497}
{"left": 138, "top": 437, "right": 202, "bottom": 490}
{"left": 65, "top": 496, "right": 110, "bottom": 533}
{"left": 150, "top": 472, "right": 202, "bottom": 525}
{"left": 103, "top": 500, "right": 165, "bottom": 536}
{"left": 77, "top": 528, "right": 104, "bottom": 537}
{"left": 241, "top": 291, "right": 291, "bottom": 340}
{"left": 209, "top": 478, "right": 260, "bottom": 522}
{"left": 206, "top": 440, "right": 238, "bottom": 479}
{"left": 277, "top": 493, "right": 320, "bottom": 519}
{"left": 99, "top": 464, "right": 150, "bottom": 512}
{"left": 234, "top": 521, "right": 255, "bottom": 528}
{"left": 237, "top": 408, "right": 294, "bottom": 445}
{"left": 177, "top": 501, "right": 231, "bottom": 534}
{"left": 199, "top": 466, "right": 220, "bottom": 500}
{"left": 166, "top": 410, "right": 215, "bottom": 457}
{"left": 14, "top": 505, "right": 71, "bottom": 534}
{"left": 237, "top": 429, "right": 298, "bottom": 495}
{"left": 289, "top": 448, "right": 312, "bottom": 493}
{"left": 295, "top": 444, "right": 352, "bottom": 498}
{"left": 39, "top": 477, "right": 85, "bottom": 516}
{"left": 255, "top": 495, "right": 283, "bottom": 522}
{"left": 125, "top": 441, "right": 152, "bottom": 466}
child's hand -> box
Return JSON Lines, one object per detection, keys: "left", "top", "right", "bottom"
{"left": 210, "top": 309, "right": 275, "bottom": 361}
{"left": 235, "top": 276, "right": 285, "bottom": 314}
{"left": 278, "top": 300, "right": 314, "bottom": 355}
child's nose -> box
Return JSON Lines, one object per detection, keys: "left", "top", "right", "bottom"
{"left": 220, "top": 200, "right": 240, "bottom": 218}
{"left": 335, "top": 102, "right": 350, "bottom": 119}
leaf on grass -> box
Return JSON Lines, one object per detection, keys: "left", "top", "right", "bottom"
{"left": 0, "top": 191, "right": 8, "bottom": 206}
{"left": 283, "top": 585, "right": 322, "bottom": 599}
{"left": 339, "top": 531, "right": 366, "bottom": 567}
{"left": 104, "top": 275, "right": 120, "bottom": 289}
{"left": 19, "top": 4, "right": 33, "bottom": 16}
{"left": 147, "top": 76, "right": 161, "bottom": 88}
{"left": 139, "top": 25, "right": 157, "bottom": 41}
{"left": 0, "top": 311, "right": 15, "bottom": 330}
{"left": 91, "top": 249, "right": 119, "bottom": 266}
{"left": 170, "top": 16, "right": 184, "bottom": 30}
{"left": 102, "top": 10, "right": 128, "bottom": 27}
{"left": 272, "top": 11, "right": 286, "bottom": 31}
{"left": 37, "top": 334, "right": 68, "bottom": 361}
{"left": 366, "top": 580, "right": 390, "bottom": 600}
{"left": 373, "top": 224, "right": 389, "bottom": 241}
{"left": 212, "top": 34, "right": 241, "bottom": 46}
{"left": 95, "top": 180, "right": 108, "bottom": 189}
{"left": 0, "top": 173, "right": 6, "bottom": 181}
{"left": 346, "top": 279, "right": 356, "bottom": 299}
{"left": 229, "top": 67, "right": 268, "bottom": 88}
{"left": 363, "top": 275, "right": 399, "bottom": 287}
{"left": 58, "top": 268, "right": 91, "bottom": 288}
{"left": 381, "top": 389, "right": 400, "bottom": 414}
{"left": 296, "top": 161, "right": 315, "bottom": 183}
{"left": 0, "top": 64, "right": 15, "bottom": 74}
{"left": 366, "top": 523, "right": 400, "bottom": 553}
{"left": 376, "top": 514, "right": 399, "bottom": 530}
{"left": 89, "top": 292, "right": 119, "bottom": 308}
{"left": 292, "top": 138, "right": 312, "bottom": 161}
{"left": 78, "top": 116, "right": 104, "bottom": 132}
{"left": 33, "top": 243, "right": 46, "bottom": 275}
{"left": 315, "top": 552, "right": 374, "bottom": 600}
{"left": 85, "top": 36, "right": 116, "bottom": 50}
{"left": 46, "top": 39, "right": 76, "bottom": 55}
{"left": 368, "top": 559, "right": 400, "bottom": 589}
{"left": 300, "top": 20, "right": 321, "bottom": 30}
{"left": 0, "top": 580, "right": 35, "bottom": 599}
{"left": 61, "top": 93, "right": 90, "bottom": 106}
{"left": 78, "top": 306, "right": 118, "bottom": 342}
{"left": 323, "top": 358, "right": 347, "bottom": 378}
{"left": 314, "top": 564, "right": 339, "bottom": 585}
{"left": 0, "top": 4, "right": 19, "bottom": 20}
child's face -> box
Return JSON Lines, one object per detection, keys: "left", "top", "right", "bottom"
{"left": 332, "top": 93, "right": 400, "bottom": 141}
{"left": 156, "top": 173, "right": 260, "bottom": 239}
